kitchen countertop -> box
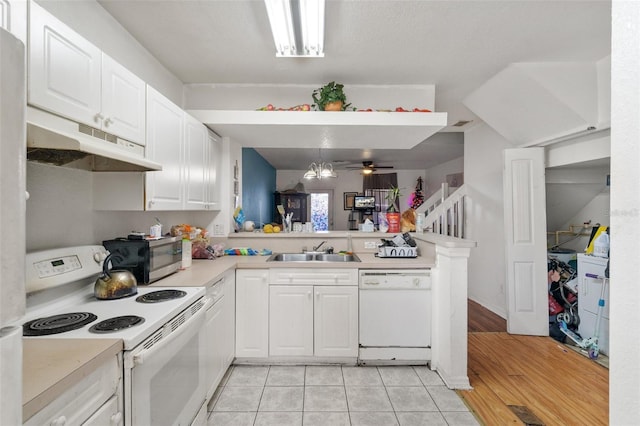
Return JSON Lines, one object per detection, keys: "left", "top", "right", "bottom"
{"left": 153, "top": 253, "right": 433, "bottom": 288}
{"left": 23, "top": 338, "right": 123, "bottom": 421}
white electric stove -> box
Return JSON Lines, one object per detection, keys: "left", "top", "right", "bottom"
{"left": 24, "top": 245, "right": 209, "bottom": 425}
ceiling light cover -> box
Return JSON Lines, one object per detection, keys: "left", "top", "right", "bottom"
{"left": 265, "top": 0, "right": 325, "bottom": 57}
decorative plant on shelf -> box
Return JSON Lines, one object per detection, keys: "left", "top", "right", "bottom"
{"left": 386, "top": 185, "right": 402, "bottom": 213}
{"left": 312, "top": 81, "right": 351, "bottom": 111}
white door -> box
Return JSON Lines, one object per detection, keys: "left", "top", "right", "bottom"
{"left": 315, "top": 286, "right": 358, "bottom": 357}
{"left": 183, "top": 113, "right": 208, "bottom": 210}
{"left": 101, "top": 53, "right": 145, "bottom": 144}
{"left": 145, "top": 86, "right": 184, "bottom": 210}
{"left": 29, "top": 1, "right": 101, "bottom": 127}
{"left": 269, "top": 285, "right": 313, "bottom": 356}
{"left": 503, "top": 147, "right": 548, "bottom": 335}
{"left": 235, "top": 270, "right": 269, "bottom": 358}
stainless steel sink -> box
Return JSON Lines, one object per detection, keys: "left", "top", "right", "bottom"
{"left": 313, "top": 253, "right": 360, "bottom": 262}
{"left": 267, "top": 253, "right": 316, "bottom": 262}
{"left": 267, "top": 252, "right": 361, "bottom": 262}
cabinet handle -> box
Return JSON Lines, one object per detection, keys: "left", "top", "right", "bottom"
{"left": 51, "top": 416, "right": 67, "bottom": 426}
{"left": 94, "top": 112, "right": 104, "bottom": 123}
{"left": 308, "top": 291, "right": 312, "bottom": 298}
{"left": 104, "top": 117, "right": 113, "bottom": 126}
{"left": 110, "top": 412, "right": 123, "bottom": 426}
{"left": 316, "top": 291, "right": 320, "bottom": 298}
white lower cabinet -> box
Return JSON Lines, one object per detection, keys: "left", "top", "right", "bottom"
{"left": 270, "top": 284, "right": 358, "bottom": 358}
{"left": 269, "top": 285, "right": 314, "bottom": 356}
{"left": 24, "top": 353, "right": 122, "bottom": 426}
{"left": 235, "top": 269, "right": 269, "bottom": 358}
{"left": 314, "top": 285, "right": 359, "bottom": 357}
{"left": 268, "top": 269, "right": 358, "bottom": 359}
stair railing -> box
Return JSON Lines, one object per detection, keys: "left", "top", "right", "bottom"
{"left": 418, "top": 183, "right": 468, "bottom": 238}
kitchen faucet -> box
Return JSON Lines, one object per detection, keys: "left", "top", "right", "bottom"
{"left": 312, "top": 241, "right": 327, "bottom": 252}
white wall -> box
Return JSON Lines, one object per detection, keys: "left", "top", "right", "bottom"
{"left": 463, "top": 123, "right": 516, "bottom": 317}
{"left": 34, "top": 0, "right": 183, "bottom": 105}
{"left": 424, "top": 156, "right": 464, "bottom": 197}
{"left": 276, "top": 169, "right": 427, "bottom": 230}
{"left": 611, "top": 1, "right": 640, "bottom": 422}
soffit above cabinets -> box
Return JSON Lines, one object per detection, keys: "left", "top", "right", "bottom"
{"left": 186, "top": 110, "right": 448, "bottom": 149}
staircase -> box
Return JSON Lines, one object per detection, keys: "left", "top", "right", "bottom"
{"left": 415, "top": 182, "right": 468, "bottom": 238}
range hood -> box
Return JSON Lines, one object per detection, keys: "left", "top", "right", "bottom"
{"left": 463, "top": 58, "right": 611, "bottom": 147}
{"left": 26, "top": 107, "right": 162, "bottom": 172}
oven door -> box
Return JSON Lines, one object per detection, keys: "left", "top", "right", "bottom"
{"left": 124, "top": 300, "right": 209, "bottom": 426}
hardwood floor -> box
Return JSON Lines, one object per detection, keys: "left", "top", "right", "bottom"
{"left": 468, "top": 299, "right": 507, "bottom": 333}
{"left": 458, "top": 301, "right": 609, "bottom": 425}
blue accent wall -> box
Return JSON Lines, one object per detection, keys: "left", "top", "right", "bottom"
{"left": 242, "top": 148, "right": 275, "bottom": 226}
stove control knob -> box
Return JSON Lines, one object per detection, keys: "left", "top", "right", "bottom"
{"left": 93, "top": 252, "right": 108, "bottom": 263}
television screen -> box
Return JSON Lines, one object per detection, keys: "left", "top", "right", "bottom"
{"left": 354, "top": 196, "right": 376, "bottom": 209}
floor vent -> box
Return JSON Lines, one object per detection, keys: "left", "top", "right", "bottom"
{"left": 508, "top": 405, "right": 545, "bottom": 425}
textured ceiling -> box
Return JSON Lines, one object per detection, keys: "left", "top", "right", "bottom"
{"left": 97, "top": 0, "right": 611, "bottom": 170}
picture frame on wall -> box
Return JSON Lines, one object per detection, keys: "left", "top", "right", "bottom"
{"left": 344, "top": 192, "right": 358, "bottom": 210}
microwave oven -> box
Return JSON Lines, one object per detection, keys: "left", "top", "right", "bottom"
{"left": 102, "top": 236, "right": 182, "bottom": 284}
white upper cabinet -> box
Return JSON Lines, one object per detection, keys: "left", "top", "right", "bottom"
{"left": 28, "top": 1, "right": 145, "bottom": 145}
{"left": 100, "top": 53, "right": 146, "bottom": 144}
{"left": 206, "top": 130, "right": 222, "bottom": 211}
{"left": 145, "top": 85, "right": 184, "bottom": 210}
{"left": 1, "top": 0, "right": 27, "bottom": 42}
{"left": 184, "top": 113, "right": 208, "bottom": 210}
{"left": 94, "top": 89, "right": 223, "bottom": 212}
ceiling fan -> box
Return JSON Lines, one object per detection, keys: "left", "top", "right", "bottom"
{"left": 346, "top": 161, "right": 394, "bottom": 175}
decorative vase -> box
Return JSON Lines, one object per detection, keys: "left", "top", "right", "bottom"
{"left": 386, "top": 212, "right": 401, "bottom": 233}
{"left": 323, "top": 101, "right": 343, "bottom": 111}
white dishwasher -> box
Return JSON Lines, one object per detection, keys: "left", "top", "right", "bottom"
{"left": 359, "top": 270, "right": 432, "bottom": 364}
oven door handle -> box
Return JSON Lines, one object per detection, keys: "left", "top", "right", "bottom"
{"left": 133, "top": 303, "right": 206, "bottom": 366}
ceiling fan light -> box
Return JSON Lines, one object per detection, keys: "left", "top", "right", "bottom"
{"left": 362, "top": 168, "right": 373, "bottom": 175}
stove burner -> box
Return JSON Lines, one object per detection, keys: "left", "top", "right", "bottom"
{"left": 136, "top": 289, "right": 187, "bottom": 303}
{"left": 23, "top": 312, "right": 97, "bottom": 336}
{"left": 89, "top": 315, "right": 145, "bottom": 333}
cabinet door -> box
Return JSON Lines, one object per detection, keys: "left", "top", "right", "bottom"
{"left": 145, "top": 86, "right": 184, "bottom": 210}
{"left": 235, "top": 270, "right": 269, "bottom": 358}
{"left": 1, "top": 0, "right": 26, "bottom": 42}
{"left": 269, "top": 285, "right": 313, "bottom": 356}
{"left": 183, "top": 113, "right": 208, "bottom": 210}
{"left": 206, "top": 130, "right": 222, "bottom": 210}
{"left": 101, "top": 53, "right": 145, "bottom": 144}
{"left": 29, "top": 1, "right": 101, "bottom": 126}
{"left": 314, "top": 286, "right": 358, "bottom": 357}
{"left": 222, "top": 271, "right": 236, "bottom": 366}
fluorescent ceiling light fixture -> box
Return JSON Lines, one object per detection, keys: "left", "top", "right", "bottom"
{"left": 265, "top": 0, "right": 325, "bottom": 57}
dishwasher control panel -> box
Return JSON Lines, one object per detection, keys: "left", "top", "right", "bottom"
{"left": 359, "top": 270, "right": 431, "bottom": 289}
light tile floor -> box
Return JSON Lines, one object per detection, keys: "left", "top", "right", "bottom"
{"left": 207, "top": 365, "right": 480, "bottom": 426}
